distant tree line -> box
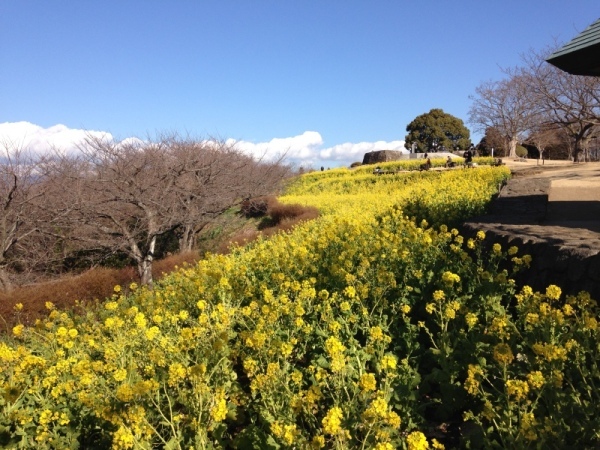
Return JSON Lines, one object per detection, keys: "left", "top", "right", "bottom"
{"left": 0, "top": 135, "right": 291, "bottom": 290}
{"left": 469, "top": 47, "right": 600, "bottom": 161}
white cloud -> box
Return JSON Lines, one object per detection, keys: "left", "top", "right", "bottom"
{"left": 0, "top": 122, "right": 407, "bottom": 168}
{"left": 0, "top": 121, "right": 111, "bottom": 155}
{"left": 230, "top": 132, "right": 407, "bottom": 168}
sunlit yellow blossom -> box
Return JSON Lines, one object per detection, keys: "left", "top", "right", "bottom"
{"left": 432, "top": 439, "right": 445, "bottom": 449}
{"left": 210, "top": 389, "right": 228, "bottom": 422}
{"left": 369, "top": 326, "right": 384, "bottom": 341}
{"left": 105, "top": 301, "right": 118, "bottom": 310}
{"left": 375, "top": 443, "right": 394, "bottom": 450}
{"left": 45, "top": 301, "right": 55, "bottom": 310}
{"left": 381, "top": 354, "right": 397, "bottom": 371}
{"left": 476, "top": 230, "right": 486, "bottom": 240}
{"left": 506, "top": 379, "right": 529, "bottom": 401}
{"left": 12, "top": 324, "right": 24, "bottom": 337}
{"left": 545, "top": 285, "right": 562, "bottom": 301}
{"left": 113, "top": 368, "right": 127, "bottom": 382}
{"left": 401, "top": 304, "right": 411, "bottom": 314}
{"left": 425, "top": 303, "right": 436, "bottom": 314}
{"left": 14, "top": 303, "right": 23, "bottom": 311}
{"left": 406, "top": 430, "right": 429, "bottom": 450}
{"left": 281, "top": 342, "right": 294, "bottom": 357}
{"left": 343, "top": 285, "right": 356, "bottom": 298}
{"left": 432, "top": 290, "right": 445, "bottom": 301}
{"left": 168, "top": 363, "right": 187, "bottom": 386}
{"left": 113, "top": 285, "right": 121, "bottom": 293}
{"left": 441, "top": 271, "right": 460, "bottom": 285}
{"left": 527, "top": 371, "right": 545, "bottom": 390}
{"left": 465, "top": 313, "right": 478, "bottom": 329}
{"left": 359, "top": 373, "right": 377, "bottom": 391}
{"left": 492, "top": 243, "right": 502, "bottom": 254}
{"left": 508, "top": 246, "right": 518, "bottom": 255}
{"left": 562, "top": 304, "right": 574, "bottom": 316}
{"left": 443, "top": 306, "right": 456, "bottom": 319}
{"left": 322, "top": 407, "right": 344, "bottom": 435}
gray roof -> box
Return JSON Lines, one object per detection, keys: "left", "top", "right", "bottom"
{"left": 546, "top": 18, "right": 600, "bottom": 76}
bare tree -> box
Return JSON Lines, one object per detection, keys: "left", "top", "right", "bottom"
{"left": 49, "top": 136, "right": 186, "bottom": 286}
{"left": 525, "top": 123, "right": 561, "bottom": 162}
{"left": 469, "top": 69, "right": 540, "bottom": 158}
{"left": 524, "top": 47, "right": 600, "bottom": 162}
{"left": 51, "top": 135, "right": 290, "bottom": 287}
{"left": 0, "top": 143, "right": 59, "bottom": 290}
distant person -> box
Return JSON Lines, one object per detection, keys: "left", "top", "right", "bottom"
{"left": 419, "top": 158, "right": 432, "bottom": 171}
{"left": 463, "top": 149, "right": 473, "bottom": 167}
{"left": 445, "top": 156, "right": 455, "bottom": 168}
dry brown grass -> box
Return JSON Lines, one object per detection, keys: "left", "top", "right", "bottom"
{"left": 0, "top": 252, "right": 201, "bottom": 332}
{"left": 222, "top": 199, "right": 319, "bottom": 252}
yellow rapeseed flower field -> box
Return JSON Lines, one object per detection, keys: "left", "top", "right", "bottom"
{"left": 1, "top": 162, "right": 598, "bottom": 449}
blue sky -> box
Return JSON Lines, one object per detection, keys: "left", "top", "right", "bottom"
{"left": 1, "top": 1, "right": 598, "bottom": 168}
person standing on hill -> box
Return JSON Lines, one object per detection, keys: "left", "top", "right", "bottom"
{"left": 463, "top": 149, "right": 473, "bottom": 166}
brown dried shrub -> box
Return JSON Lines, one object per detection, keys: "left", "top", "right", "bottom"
{"left": 0, "top": 252, "right": 201, "bottom": 332}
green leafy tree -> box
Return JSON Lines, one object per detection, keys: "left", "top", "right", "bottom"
{"left": 405, "top": 108, "right": 472, "bottom": 153}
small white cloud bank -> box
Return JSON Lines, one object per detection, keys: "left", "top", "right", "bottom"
{"left": 0, "top": 121, "right": 111, "bottom": 155}
{"left": 0, "top": 122, "right": 407, "bottom": 168}
{"left": 229, "top": 132, "right": 408, "bottom": 169}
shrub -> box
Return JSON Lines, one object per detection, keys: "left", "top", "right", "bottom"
{"left": 240, "top": 196, "right": 277, "bottom": 218}
{"left": 516, "top": 145, "right": 528, "bottom": 157}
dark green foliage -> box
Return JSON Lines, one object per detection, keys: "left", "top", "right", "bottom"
{"left": 405, "top": 108, "right": 472, "bottom": 153}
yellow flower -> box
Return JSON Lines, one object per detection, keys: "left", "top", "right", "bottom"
{"left": 359, "top": 373, "right": 377, "bottom": 392}
{"left": 508, "top": 246, "right": 518, "bottom": 255}
{"left": 432, "top": 290, "right": 445, "bottom": 301}
{"left": 406, "top": 430, "right": 429, "bottom": 450}
{"left": 113, "top": 368, "right": 127, "bottom": 382}
{"left": 425, "top": 303, "right": 436, "bottom": 314}
{"left": 369, "top": 326, "right": 385, "bottom": 341}
{"left": 45, "top": 301, "right": 55, "bottom": 310}
{"left": 506, "top": 379, "right": 529, "bottom": 401}
{"left": 465, "top": 313, "right": 478, "bottom": 329}
{"left": 322, "top": 406, "right": 344, "bottom": 435}
{"left": 12, "top": 324, "right": 24, "bottom": 337}
{"left": 113, "top": 285, "right": 121, "bottom": 293}
{"left": 210, "top": 389, "right": 228, "bottom": 422}
{"left": 545, "top": 284, "right": 562, "bottom": 301}
{"left": 492, "top": 243, "right": 502, "bottom": 254}
{"left": 527, "top": 371, "right": 545, "bottom": 390}
{"left": 476, "top": 230, "right": 486, "bottom": 240}
{"left": 311, "top": 435, "right": 325, "bottom": 448}
{"left": 441, "top": 271, "right": 460, "bottom": 285}
{"left": 381, "top": 354, "right": 397, "bottom": 371}
{"left": 493, "top": 343, "right": 514, "bottom": 365}
{"left": 14, "top": 303, "right": 23, "bottom": 311}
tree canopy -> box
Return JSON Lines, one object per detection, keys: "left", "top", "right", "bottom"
{"left": 404, "top": 108, "right": 472, "bottom": 153}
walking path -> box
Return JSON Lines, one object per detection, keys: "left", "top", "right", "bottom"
{"left": 463, "top": 159, "right": 600, "bottom": 298}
